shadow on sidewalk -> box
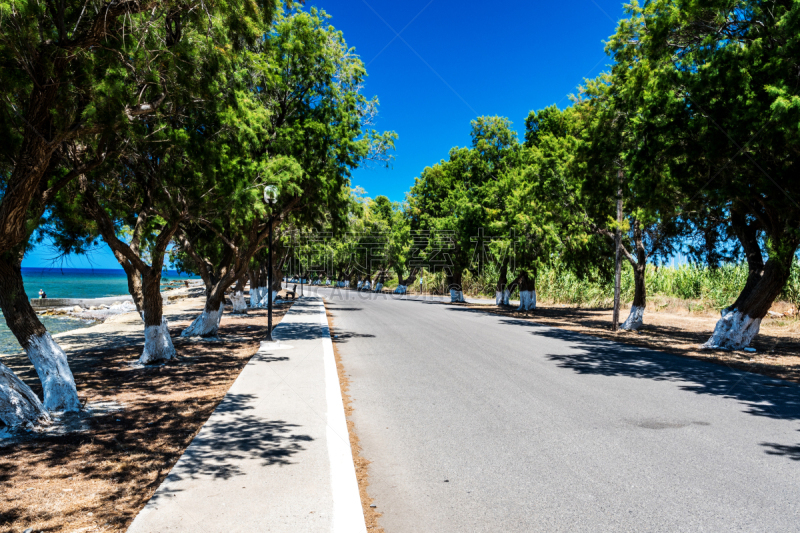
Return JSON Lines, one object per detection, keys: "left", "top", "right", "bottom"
{"left": 157, "top": 393, "right": 313, "bottom": 487}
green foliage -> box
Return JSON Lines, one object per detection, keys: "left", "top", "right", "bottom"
{"left": 456, "top": 260, "right": 800, "bottom": 311}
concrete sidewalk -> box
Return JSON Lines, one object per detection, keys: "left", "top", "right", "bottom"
{"left": 127, "top": 296, "right": 366, "bottom": 533}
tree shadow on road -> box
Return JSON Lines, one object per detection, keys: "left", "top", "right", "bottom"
{"left": 761, "top": 438, "right": 800, "bottom": 461}
{"left": 442, "top": 304, "right": 800, "bottom": 462}
{"left": 527, "top": 326, "right": 800, "bottom": 421}
{"left": 329, "top": 329, "right": 376, "bottom": 343}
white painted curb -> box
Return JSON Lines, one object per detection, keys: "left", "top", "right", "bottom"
{"left": 318, "top": 297, "right": 368, "bottom": 533}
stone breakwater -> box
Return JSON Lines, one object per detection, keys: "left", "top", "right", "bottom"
{"left": 33, "top": 282, "right": 206, "bottom": 322}
{"left": 37, "top": 301, "right": 139, "bottom": 322}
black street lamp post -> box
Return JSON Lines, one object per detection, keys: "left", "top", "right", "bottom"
{"left": 264, "top": 185, "right": 278, "bottom": 341}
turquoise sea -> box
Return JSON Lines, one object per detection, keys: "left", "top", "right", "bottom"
{"left": 0, "top": 268, "right": 198, "bottom": 355}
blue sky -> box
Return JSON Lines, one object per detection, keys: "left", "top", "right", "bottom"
{"left": 324, "top": 0, "right": 627, "bottom": 201}
{"left": 24, "top": 0, "right": 628, "bottom": 269}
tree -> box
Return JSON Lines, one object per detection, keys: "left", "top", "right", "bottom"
{"left": 612, "top": 0, "right": 800, "bottom": 347}
{"left": 569, "top": 71, "right": 682, "bottom": 330}
{"left": 408, "top": 117, "right": 518, "bottom": 303}
{"left": 176, "top": 8, "right": 395, "bottom": 336}
{"left": 0, "top": 0, "right": 280, "bottom": 425}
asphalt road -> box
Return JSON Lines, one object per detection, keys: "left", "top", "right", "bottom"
{"left": 313, "top": 287, "right": 800, "bottom": 533}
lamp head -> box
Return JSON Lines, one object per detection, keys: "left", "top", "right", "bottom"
{"left": 263, "top": 185, "right": 279, "bottom": 205}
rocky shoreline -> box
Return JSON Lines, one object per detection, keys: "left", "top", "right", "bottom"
{"left": 33, "top": 280, "right": 205, "bottom": 323}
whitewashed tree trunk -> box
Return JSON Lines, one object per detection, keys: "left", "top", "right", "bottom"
{"left": 495, "top": 290, "right": 510, "bottom": 306}
{"left": 363, "top": 281, "right": 371, "bottom": 291}
{"left": 25, "top": 333, "right": 81, "bottom": 413}
{"left": 620, "top": 305, "right": 645, "bottom": 331}
{"left": 251, "top": 287, "right": 266, "bottom": 308}
{"left": 701, "top": 310, "right": 762, "bottom": 351}
{"left": 344, "top": 281, "right": 350, "bottom": 288}
{"left": 140, "top": 318, "right": 177, "bottom": 365}
{"left": 450, "top": 289, "right": 466, "bottom": 303}
{"left": 374, "top": 282, "right": 383, "bottom": 292}
{"left": 259, "top": 290, "right": 278, "bottom": 306}
{"left": 517, "top": 290, "right": 537, "bottom": 311}
{"left": 394, "top": 285, "right": 407, "bottom": 294}
{"left": 181, "top": 304, "right": 225, "bottom": 337}
{"left": 0, "top": 361, "right": 51, "bottom": 428}
{"left": 231, "top": 291, "right": 247, "bottom": 313}
{"left": 357, "top": 281, "right": 363, "bottom": 289}
{"left": 249, "top": 287, "right": 260, "bottom": 308}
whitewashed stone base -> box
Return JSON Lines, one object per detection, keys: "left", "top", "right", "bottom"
{"left": 394, "top": 285, "right": 407, "bottom": 294}
{"left": 517, "top": 290, "right": 537, "bottom": 311}
{"left": 25, "top": 332, "right": 81, "bottom": 413}
{"left": 362, "top": 281, "right": 371, "bottom": 291}
{"left": 374, "top": 283, "right": 384, "bottom": 292}
{"left": 620, "top": 305, "right": 645, "bottom": 331}
{"left": 231, "top": 291, "right": 247, "bottom": 313}
{"left": 701, "top": 310, "right": 762, "bottom": 351}
{"left": 450, "top": 289, "right": 466, "bottom": 303}
{"left": 140, "top": 318, "right": 177, "bottom": 364}
{"left": 0, "top": 361, "right": 50, "bottom": 427}
{"left": 182, "top": 305, "right": 224, "bottom": 337}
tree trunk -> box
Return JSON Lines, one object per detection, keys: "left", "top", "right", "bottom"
{"left": 247, "top": 268, "right": 259, "bottom": 307}
{"left": 256, "top": 262, "right": 270, "bottom": 306}
{"left": 0, "top": 82, "right": 58, "bottom": 255}
{"left": 231, "top": 275, "right": 248, "bottom": 313}
{"left": 118, "top": 260, "right": 145, "bottom": 317}
{"left": 495, "top": 256, "right": 510, "bottom": 306}
{"left": 0, "top": 254, "right": 81, "bottom": 413}
{"left": 702, "top": 237, "right": 799, "bottom": 350}
{"left": 394, "top": 267, "right": 419, "bottom": 294}
{"left": 372, "top": 268, "right": 387, "bottom": 292}
{"left": 0, "top": 361, "right": 51, "bottom": 428}
{"left": 392, "top": 266, "right": 407, "bottom": 294}
{"left": 621, "top": 224, "right": 647, "bottom": 331}
{"left": 347, "top": 269, "right": 359, "bottom": 289}
{"left": 372, "top": 268, "right": 388, "bottom": 292}
{"left": 249, "top": 265, "right": 262, "bottom": 308}
{"left": 139, "top": 269, "right": 176, "bottom": 364}
{"left": 182, "top": 288, "right": 226, "bottom": 338}
{"left": 447, "top": 268, "right": 465, "bottom": 303}
{"left": 270, "top": 257, "right": 283, "bottom": 300}
{"left": 722, "top": 208, "right": 764, "bottom": 316}
{"left": 621, "top": 262, "right": 646, "bottom": 331}
{"left": 516, "top": 270, "right": 537, "bottom": 311}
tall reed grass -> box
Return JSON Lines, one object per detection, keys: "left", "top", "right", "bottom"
{"left": 414, "top": 260, "right": 800, "bottom": 311}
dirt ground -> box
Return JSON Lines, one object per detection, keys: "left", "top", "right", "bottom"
{"left": 0, "top": 292, "right": 292, "bottom": 533}
{"left": 462, "top": 301, "right": 800, "bottom": 384}
{"left": 325, "top": 306, "right": 385, "bottom": 533}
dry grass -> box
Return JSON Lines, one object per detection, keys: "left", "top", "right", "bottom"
{"left": 325, "top": 305, "right": 385, "bottom": 533}
{"left": 462, "top": 302, "right": 800, "bottom": 384}
{"left": 0, "top": 296, "right": 291, "bottom": 533}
